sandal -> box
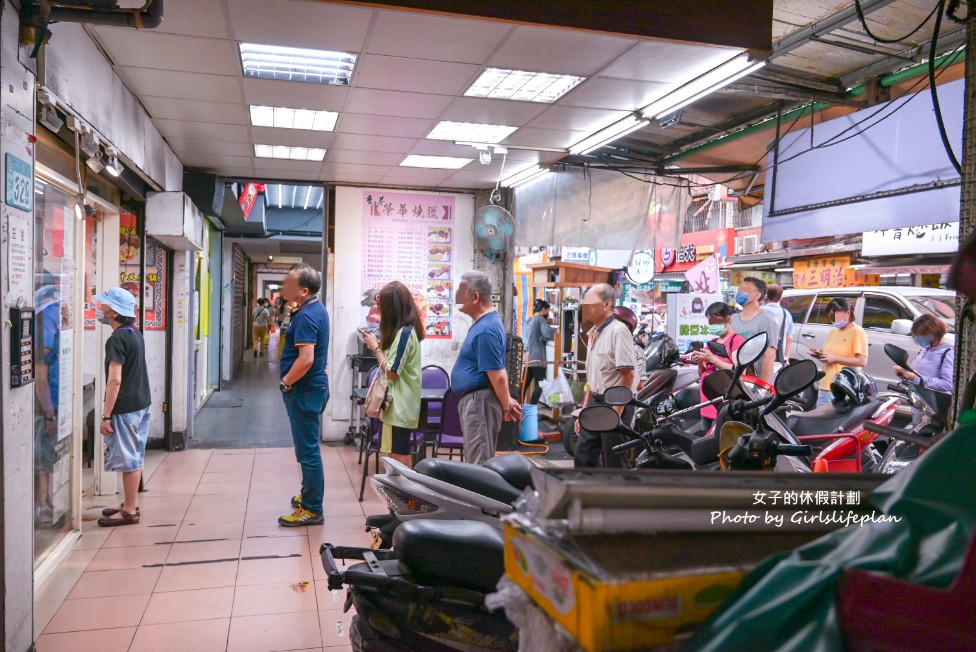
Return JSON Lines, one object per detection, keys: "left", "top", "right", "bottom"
{"left": 97, "top": 509, "right": 140, "bottom": 527}
{"left": 102, "top": 503, "right": 140, "bottom": 517}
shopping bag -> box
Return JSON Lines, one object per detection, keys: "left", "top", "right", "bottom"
{"left": 364, "top": 363, "right": 392, "bottom": 418}
{"left": 269, "top": 324, "right": 276, "bottom": 333}
{"left": 540, "top": 368, "right": 574, "bottom": 407}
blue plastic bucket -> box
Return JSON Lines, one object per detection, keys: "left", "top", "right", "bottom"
{"left": 519, "top": 404, "right": 541, "bottom": 442}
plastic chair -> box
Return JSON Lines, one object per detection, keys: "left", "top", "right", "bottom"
{"left": 359, "top": 417, "right": 424, "bottom": 502}
{"left": 433, "top": 390, "right": 465, "bottom": 461}
{"left": 421, "top": 365, "right": 450, "bottom": 428}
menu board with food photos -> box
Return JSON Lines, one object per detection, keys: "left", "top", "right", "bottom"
{"left": 361, "top": 191, "right": 455, "bottom": 339}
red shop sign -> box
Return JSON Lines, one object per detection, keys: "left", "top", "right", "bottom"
{"left": 655, "top": 228, "right": 735, "bottom": 273}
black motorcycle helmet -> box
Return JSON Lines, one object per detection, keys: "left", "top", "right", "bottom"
{"left": 830, "top": 367, "right": 877, "bottom": 411}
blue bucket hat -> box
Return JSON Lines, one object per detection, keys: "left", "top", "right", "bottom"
{"left": 94, "top": 286, "right": 137, "bottom": 318}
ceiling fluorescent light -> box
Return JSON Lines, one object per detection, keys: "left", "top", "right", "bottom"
{"left": 640, "top": 54, "right": 767, "bottom": 120}
{"left": 254, "top": 144, "right": 327, "bottom": 161}
{"left": 464, "top": 67, "right": 585, "bottom": 103}
{"left": 502, "top": 164, "right": 550, "bottom": 188}
{"left": 249, "top": 105, "right": 339, "bottom": 131}
{"left": 568, "top": 115, "right": 649, "bottom": 155}
{"left": 400, "top": 155, "right": 473, "bottom": 170}
{"left": 303, "top": 187, "right": 312, "bottom": 210}
{"left": 427, "top": 121, "right": 517, "bottom": 144}
{"left": 277, "top": 184, "right": 283, "bottom": 208}
{"left": 239, "top": 43, "right": 357, "bottom": 85}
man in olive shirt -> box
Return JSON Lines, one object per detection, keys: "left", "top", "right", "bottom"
{"left": 574, "top": 283, "right": 638, "bottom": 468}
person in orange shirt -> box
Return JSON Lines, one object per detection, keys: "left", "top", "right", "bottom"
{"left": 811, "top": 297, "right": 868, "bottom": 407}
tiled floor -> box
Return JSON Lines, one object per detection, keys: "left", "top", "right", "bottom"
{"left": 34, "top": 444, "right": 380, "bottom": 651}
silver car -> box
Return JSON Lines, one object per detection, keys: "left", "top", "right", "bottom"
{"left": 781, "top": 287, "right": 956, "bottom": 389}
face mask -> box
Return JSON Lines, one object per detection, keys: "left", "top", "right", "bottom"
{"left": 831, "top": 320, "right": 848, "bottom": 329}
{"left": 913, "top": 335, "right": 934, "bottom": 348}
{"left": 707, "top": 324, "right": 727, "bottom": 336}
{"left": 734, "top": 292, "right": 749, "bottom": 306}
{"left": 95, "top": 309, "right": 113, "bottom": 325}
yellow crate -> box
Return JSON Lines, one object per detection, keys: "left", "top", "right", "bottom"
{"left": 504, "top": 521, "right": 815, "bottom": 651}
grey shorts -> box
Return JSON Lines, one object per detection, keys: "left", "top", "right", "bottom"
{"left": 104, "top": 407, "right": 151, "bottom": 472}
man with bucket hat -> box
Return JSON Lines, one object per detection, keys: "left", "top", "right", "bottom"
{"left": 93, "top": 287, "right": 151, "bottom": 527}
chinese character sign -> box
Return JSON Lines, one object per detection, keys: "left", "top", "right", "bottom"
{"left": 792, "top": 255, "right": 879, "bottom": 289}
{"left": 667, "top": 293, "right": 723, "bottom": 353}
{"left": 361, "top": 191, "right": 455, "bottom": 339}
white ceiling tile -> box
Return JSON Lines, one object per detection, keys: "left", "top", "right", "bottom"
{"left": 155, "top": 119, "right": 251, "bottom": 142}
{"left": 141, "top": 96, "right": 248, "bottom": 125}
{"left": 525, "top": 106, "right": 631, "bottom": 133}
{"left": 116, "top": 67, "right": 243, "bottom": 103}
{"left": 96, "top": 30, "right": 240, "bottom": 76}
{"left": 322, "top": 163, "right": 393, "bottom": 178}
{"left": 214, "top": 166, "right": 257, "bottom": 178}
{"left": 438, "top": 97, "right": 548, "bottom": 126}
{"left": 367, "top": 10, "right": 511, "bottom": 64}
{"left": 559, "top": 77, "right": 673, "bottom": 111}
{"left": 241, "top": 78, "right": 349, "bottom": 112}
{"left": 228, "top": 0, "right": 373, "bottom": 52}
{"left": 250, "top": 127, "right": 335, "bottom": 149}
{"left": 344, "top": 89, "right": 453, "bottom": 120}
{"left": 382, "top": 169, "right": 455, "bottom": 184}
{"left": 331, "top": 134, "right": 418, "bottom": 154}
{"left": 325, "top": 173, "right": 381, "bottom": 186}
{"left": 324, "top": 150, "right": 405, "bottom": 166}
{"left": 180, "top": 154, "right": 256, "bottom": 169}
{"left": 488, "top": 27, "right": 636, "bottom": 76}
{"left": 598, "top": 41, "right": 741, "bottom": 84}
{"left": 337, "top": 114, "right": 434, "bottom": 139}
{"left": 501, "top": 127, "right": 586, "bottom": 149}
{"left": 252, "top": 159, "right": 326, "bottom": 174}
{"left": 165, "top": 138, "right": 254, "bottom": 157}
{"left": 354, "top": 55, "right": 480, "bottom": 95}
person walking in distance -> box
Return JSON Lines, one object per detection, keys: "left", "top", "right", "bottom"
{"left": 731, "top": 277, "right": 778, "bottom": 383}
{"left": 94, "top": 287, "right": 151, "bottom": 527}
{"left": 278, "top": 264, "right": 330, "bottom": 527}
{"left": 574, "top": 283, "right": 638, "bottom": 468}
{"left": 361, "top": 281, "right": 424, "bottom": 469}
{"left": 252, "top": 297, "right": 273, "bottom": 357}
{"left": 451, "top": 271, "right": 522, "bottom": 465}
{"left": 762, "top": 283, "right": 794, "bottom": 371}
{"left": 523, "top": 299, "right": 557, "bottom": 404}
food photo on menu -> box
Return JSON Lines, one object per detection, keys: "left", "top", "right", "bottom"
{"left": 427, "top": 264, "right": 451, "bottom": 280}
{"left": 428, "top": 226, "right": 452, "bottom": 244}
{"left": 427, "top": 301, "right": 451, "bottom": 318}
{"left": 120, "top": 234, "right": 140, "bottom": 263}
{"left": 426, "top": 318, "right": 451, "bottom": 337}
{"left": 427, "top": 280, "right": 451, "bottom": 300}
{"left": 428, "top": 244, "right": 451, "bottom": 263}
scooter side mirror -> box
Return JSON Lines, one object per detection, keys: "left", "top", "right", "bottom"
{"left": 703, "top": 369, "right": 734, "bottom": 400}
{"left": 706, "top": 340, "right": 729, "bottom": 359}
{"left": 884, "top": 342, "right": 912, "bottom": 370}
{"left": 725, "top": 331, "right": 768, "bottom": 399}
{"left": 759, "top": 359, "right": 819, "bottom": 417}
{"left": 603, "top": 385, "right": 634, "bottom": 406}
{"left": 577, "top": 405, "right": 621, "bottom": 432}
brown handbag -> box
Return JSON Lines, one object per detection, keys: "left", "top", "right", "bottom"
{"left": 364, "top": 362, "right": 392, "bottom": 418}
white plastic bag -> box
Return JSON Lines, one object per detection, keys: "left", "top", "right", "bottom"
{"left": 540, "top": 368, "right": 573, "bottom": 407}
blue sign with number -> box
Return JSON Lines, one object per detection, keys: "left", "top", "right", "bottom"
{"left": 5, "top": 153, "right": 33, "bottom": 213}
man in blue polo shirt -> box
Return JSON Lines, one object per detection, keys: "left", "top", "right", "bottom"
{"left": 278, "top": 263, "right": 330, "bottom": 526}
{"left": 451, "top": 271, "right": 522, "bottom": 464}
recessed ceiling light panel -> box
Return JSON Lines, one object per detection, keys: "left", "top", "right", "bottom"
{"left": 254, "top": 145, "right": 327, "bottom": 161}
{"left": 249, "top": 105, "right": 339, "bottom": 131}
{"left": 239, "top": 43, "right": 357, "bottom": 85}
{"left": 464, "top": 68, "right": 585, "bottom": 103}
{"left": 426, "top": 121, "right": 517, "bottom": 144}
{"left": 400, "top": 155, "right": 473, "bottom": 170}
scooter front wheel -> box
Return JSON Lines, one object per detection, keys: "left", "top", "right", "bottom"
{"left": 562, "top": 417, "right": 578, "bottom": 457}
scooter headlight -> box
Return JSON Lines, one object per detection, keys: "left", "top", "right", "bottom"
{"left": 373, "top": 484, "right": 439, "bottom": 515}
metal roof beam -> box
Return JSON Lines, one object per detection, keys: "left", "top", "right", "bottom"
{"left": 771, "top": 0, "right": 901, "bottom": 58}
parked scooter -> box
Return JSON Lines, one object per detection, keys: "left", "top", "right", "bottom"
{"left": 322, "top": 519, "right": 517, "bottom": 651}
{"left": 365, "top": 453, "right": 536, "bottom": 548}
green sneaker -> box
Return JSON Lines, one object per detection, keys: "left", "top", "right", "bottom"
{"left": 278, "top": 508, "right": 323, "bottom": 527}
{"left": 290, "top": 495, "right": 302, "bottom": 509}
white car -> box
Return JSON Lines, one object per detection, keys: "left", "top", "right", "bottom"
{"left": 781, "top": 287, "right": 956, "bottom": 389}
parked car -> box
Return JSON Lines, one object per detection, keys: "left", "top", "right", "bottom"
{"left": 781, "top": 287, "right": 956, "bottom": 390}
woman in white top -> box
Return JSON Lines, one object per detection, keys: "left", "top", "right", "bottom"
{"left": 251, "top": 298, "right": 273, "bottom": 357}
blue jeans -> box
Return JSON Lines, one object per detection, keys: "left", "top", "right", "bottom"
{"left": 283, "top": 386, "right": 329, "bottom": 515}
{"left": 817, "top": 389, "right": 834, "bottom": 408}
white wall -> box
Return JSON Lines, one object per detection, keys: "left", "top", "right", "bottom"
{"left": 324, "top": 187, "right": 475, "bottom": 440}
{"left": 43, "top": 23, "right": 183, "bottom": 191}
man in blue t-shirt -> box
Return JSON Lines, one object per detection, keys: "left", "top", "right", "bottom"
{"left": 451, "top": 271, "right": 522, "bottom": 464}
{"left": 278, "top": 263, "right": 330, "bottom": 527}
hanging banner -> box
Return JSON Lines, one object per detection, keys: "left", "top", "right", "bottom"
{"left": 361, "top": 190, "right": 455, "bottom": 339}
{"left": 239, "top": 183, "right": 266, "bottom": 219}
{"left": 684, "top": 255, "right": 720, "bottom": 294}
{"left": 862, "top": 222, "right": 960, "bottom": 256}
{"left": 667, "top": 293, "right": 723, "bottom": 353}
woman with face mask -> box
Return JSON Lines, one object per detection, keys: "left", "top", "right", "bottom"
{"left": 693, "top": 302, "right": 745, "bottom": 432}
{"left": 811, "top": 297, "right": 868, "bottom": 407}
{"left": 894, "top": 314, "right": 954, "bottom": 405}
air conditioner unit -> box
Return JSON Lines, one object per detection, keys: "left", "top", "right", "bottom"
{"left": 735, "top": 237, "right": 743, "bottom": 253}
{"left": 741, "top": 235, "right": 759, "bottom": 255}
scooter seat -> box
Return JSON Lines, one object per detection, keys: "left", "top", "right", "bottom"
{"left": 788, "top": 399, "right": 883, "bottom": 437}
{"left": 393, "top": 520, "right": 505, "bottom": 593}
{"left": 639, "top": 369, "right": 677, "bottom": 399}
{"left": 415, "top": 458, "right": 522, "bottom": 504}
{"left": 483, "top": 454, "right": 535, "bottom": 491}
